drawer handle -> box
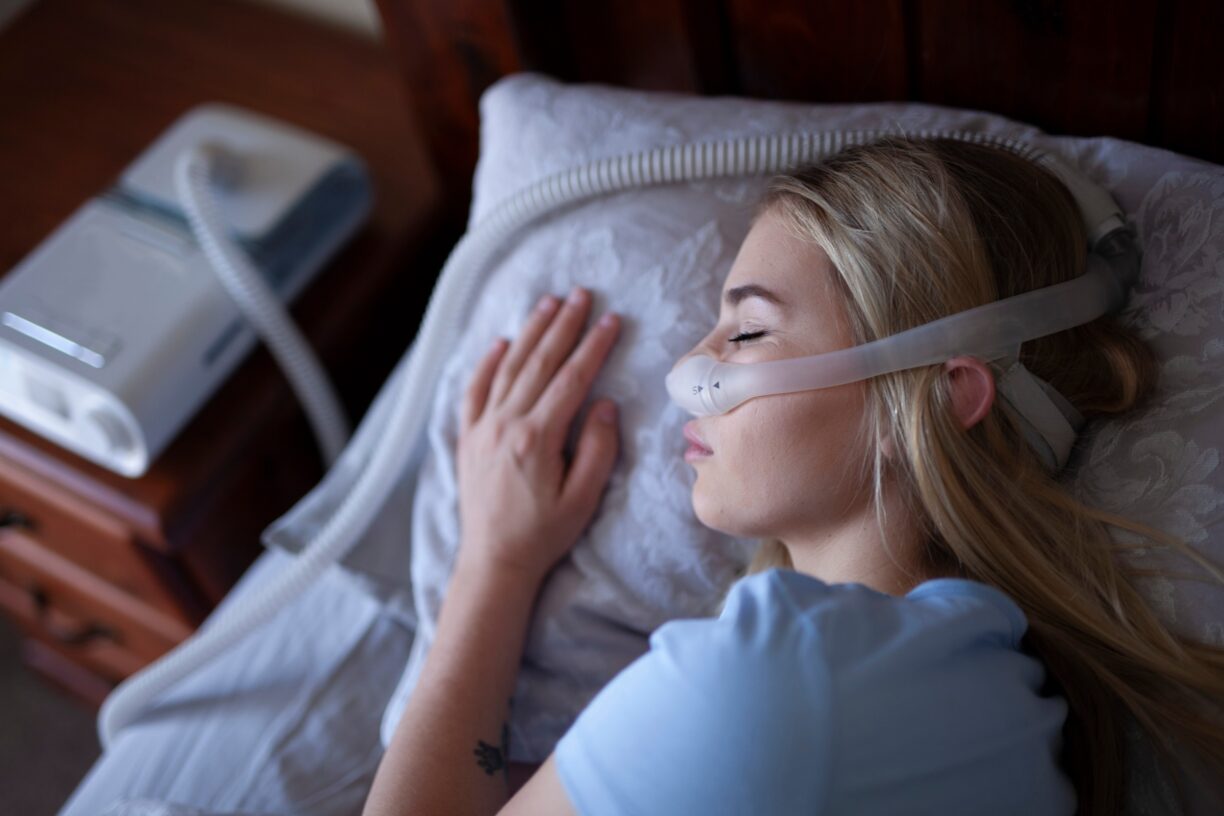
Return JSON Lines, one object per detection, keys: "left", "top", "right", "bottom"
{"left": 0, "top": 509, "right": 35, "bottom": 530}
{"left": 26, "top": 584, "right": 120, "bottom": 646}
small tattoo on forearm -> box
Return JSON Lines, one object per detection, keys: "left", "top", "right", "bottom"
{"left": 474, "top": 739, "right": 503, "bottom": 775}
{"left": 474, "top": 723, "right": 510, "bottom": 776}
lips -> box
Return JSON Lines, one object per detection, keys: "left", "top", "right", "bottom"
{"left": 683, "top": 420, "right": 713, "bottom": 454}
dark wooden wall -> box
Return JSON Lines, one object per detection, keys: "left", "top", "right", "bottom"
{"left": 375, "top": 0, "right": 1222, "bottom": 224}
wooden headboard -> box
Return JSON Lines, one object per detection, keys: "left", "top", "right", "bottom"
{"left": 374, "top": 0, "right": 1221, "bottom": 226}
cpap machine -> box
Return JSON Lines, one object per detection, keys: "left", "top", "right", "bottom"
{"left": 0, "top": 104, "right": 369, "bottom": 476}
{"left": 95, "top": 127, "right": 1138, "bottom": 746}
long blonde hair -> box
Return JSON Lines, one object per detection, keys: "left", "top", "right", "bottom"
{"left": 749, "top": 136, "right": 1224, "bottom": 814}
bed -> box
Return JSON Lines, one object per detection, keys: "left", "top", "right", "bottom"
{"left": 60, "top": 1, "right": 1224, "bottom": 814}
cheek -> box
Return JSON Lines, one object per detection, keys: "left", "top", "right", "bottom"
{"left": 757, "top": 390, "right": 866, "bottom": 479}
{"left": 693, "top": 387, "right": 870, "bottom": 527}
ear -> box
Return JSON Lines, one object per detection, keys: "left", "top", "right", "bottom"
{"left": 944, "top": 356, "right": 996, "bottom": 430}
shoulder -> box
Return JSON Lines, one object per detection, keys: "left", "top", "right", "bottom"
{"left": 720, "top": 570, "right": 1048, "bottom": 721}
{"left": 669, "top": 569, "right": 1063, "bottom": 765}
{"left": 723, "top": 571, "right": 1072, "bottom": 810}
{"left": 554, "top": 570, "right": 1073, "bottom": 814}
{"left": 619, "top": 567, "right": 1040, "bottom": 741}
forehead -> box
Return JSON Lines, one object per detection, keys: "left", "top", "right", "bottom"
{"left": 722, "top": 209, "right": 836, "bottom": 305}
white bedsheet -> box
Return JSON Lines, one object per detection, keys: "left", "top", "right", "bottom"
{"left": 58, "top": 548, "right": 414, "bottom": 816}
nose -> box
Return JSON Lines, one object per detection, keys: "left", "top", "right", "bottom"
{"left": 677, "top": 333, "right": 720, "bottom": 366}
{"left": 671, "top": 344, "right": 705, "bottom": 375}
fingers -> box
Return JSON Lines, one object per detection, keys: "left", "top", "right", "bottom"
{"left": 561, "top": 399, "right": 619, "bottom": 515}
{"left": 460, "top": 336, "right": 508, "bottom": 432}
{"left": 531, "top": 310, "right": 619, "bottom": 451}
{"left": 488, "top": 293, "right": 563, "bottom": 407}
{"left": 475, "top": 286, "right": 620, "bottom": 457}
{"left": 502, "top": 287, "right": 595, "bottom": 415}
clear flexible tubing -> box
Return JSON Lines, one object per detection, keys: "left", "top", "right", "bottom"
{"left": 97, "top": 127, "right": 1124, "bottom": 747}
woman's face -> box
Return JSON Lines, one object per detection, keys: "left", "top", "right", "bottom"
{"left": 680, "top": 208, "right": 876, "bottom": 544}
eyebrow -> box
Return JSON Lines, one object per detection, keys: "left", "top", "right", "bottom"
{"left": 723, "top": 283, "right": 785, "bottom": 307}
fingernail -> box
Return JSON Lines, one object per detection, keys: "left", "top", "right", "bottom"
{"left": 567, "top": 286, "right": 586, "bottom": 305}
{"left": 537, "top": 294, "right": 558, "bottom": 313}
{"left": 597, "top": 401, "right": 617, "bottom": 423}
{"left": 598, "top": 312, "right": 618, "bottom": 329}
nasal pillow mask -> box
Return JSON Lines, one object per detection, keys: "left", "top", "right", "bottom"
{"left": 666, "top": 150, "right": 1140, "bottom": 474}
{"left": 665, "top": 239, "right": 1135, "bottom": 417}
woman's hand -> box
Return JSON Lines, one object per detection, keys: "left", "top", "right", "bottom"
{"left": 457, "top": 286, "right": 621, "bottom": 584}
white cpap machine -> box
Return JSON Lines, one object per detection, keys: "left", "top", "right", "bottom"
{"left": 0, "top": 104, "right": 370, "bottom": 476}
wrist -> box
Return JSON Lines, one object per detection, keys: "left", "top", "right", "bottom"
{"left": 452, "top": 548, "right": 546, "bottom": 601}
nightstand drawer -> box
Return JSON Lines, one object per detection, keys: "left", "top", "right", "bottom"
{"left": 0, "top": 458, "right": 188, "bottom": 620}
{"left": 0, "top": 529, "right": 192, "bottom": 680}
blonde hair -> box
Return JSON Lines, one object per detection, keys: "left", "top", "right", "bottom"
{"left": 748, "top": 136, "right": 1224, "bottom": 814}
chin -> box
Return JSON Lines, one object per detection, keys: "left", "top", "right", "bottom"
{"left": 691, "top": 487, "right": 751, "bottom": 540}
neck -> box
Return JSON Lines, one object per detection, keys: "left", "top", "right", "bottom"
{"left": 781, "top": 482, "right": 932, "bottom": 596}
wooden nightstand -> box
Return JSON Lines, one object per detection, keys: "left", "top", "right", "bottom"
{"left": 0, "top": 0, "right": 446, "bottom": 707}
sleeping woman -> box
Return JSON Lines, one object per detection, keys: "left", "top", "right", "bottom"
{"left": 362, "top": 137, "right": 1224, "bottom": 815}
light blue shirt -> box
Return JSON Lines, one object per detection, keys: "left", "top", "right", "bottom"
{"left": 554, "top": 568, "right": 1076, "bottom": 814}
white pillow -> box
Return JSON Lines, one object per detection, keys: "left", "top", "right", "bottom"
{"left": 265, "top": 73, "right": 1224, "bottom": 791}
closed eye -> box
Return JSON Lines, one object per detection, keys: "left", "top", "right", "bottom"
{"left": 729, "top": 330, "right": 767, "bottom": 345}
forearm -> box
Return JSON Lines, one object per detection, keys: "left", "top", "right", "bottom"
{"left": 363, "top": 555, "right": 541, "bottom": 816}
